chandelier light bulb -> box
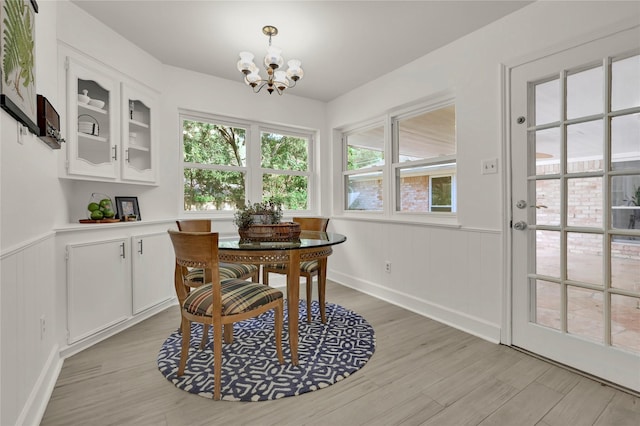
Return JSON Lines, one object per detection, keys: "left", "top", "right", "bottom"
{"left": 274, "top": 70, "right": 288, "bottom": 91}
{"left": 286, "top": 59, "right": 304, "bottom": 81}
{"left": 246, "top": 72, "right": 260, "bottom": 87}
{"left": 264, "top": 46, "right": 284, "bottom": 69}
{"left": 237, "top": 52, "right": 256, "bottom": 74}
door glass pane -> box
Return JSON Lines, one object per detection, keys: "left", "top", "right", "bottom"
{"left": 536, "top": 179, "right": 560, "bottom": 226}
{"left": 611, "top": 294, "right": 640, "bottom": 354}
{"left": 567, "top": 177, "right": 603, "bottom": 228}
{"left": 611, "top": 175, "right": 640, "bottom": 230}
{"left": 567, "top": 286, "right": 603, "bottom": 343}
{"left": 567, "top": 66, "right": 603, "bottom": 119}
{"left": 567, "top": 120, "right": 603, "bottom": 173}
{"left": 536, "top": 230, "right": 560, "bottom": 278}
{"left": 346, "top": 172, "right": 382, "bottom": 211}
{"left": 535, "top": 279, "right": 561, "bottom": 330}
{"left": 611, "top": 236, "right": 640, "bottom": 292}
{"left": 535, "top": 78, "right": 560, "bottom": 125}
{"left": 535, "top": 127, "right": 560, "bottom": 175}
{"left": 567, "top": 232, "right": 603, "bottom": 285}
{"left": 612, "top": 55, "right": 640, "bottom": 111}
{"left": 611, "top": 113, "right": 640, "bottom": 171}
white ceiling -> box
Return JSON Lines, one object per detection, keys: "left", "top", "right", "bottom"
{"left": 70, "top": 0, "right": 532, "bottom": 102}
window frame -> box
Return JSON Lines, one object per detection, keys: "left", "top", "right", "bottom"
{"left": 179, "top": 110, "right": 316, "bottom": 216}
{"left": 339, "top": 94, "right": 458, "bottom": 224}
{"left": 342, "top": 119, "right": 387, "bottom": 214}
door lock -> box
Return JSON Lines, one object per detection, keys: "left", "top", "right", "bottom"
{"left": 513, "top": 221, "right": 528, "bottom": 231}
{"left": 516, "top": 200, "right": 527, "bottom": 209}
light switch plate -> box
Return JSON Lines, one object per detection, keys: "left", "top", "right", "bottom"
{"left": 481, "top": 158, "right": 498, "bottom": 174}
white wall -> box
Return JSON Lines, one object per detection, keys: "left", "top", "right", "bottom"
{"left": 1, "top": 0, "right": 639, "bottom": 424}
{"left": 325, "top": 1, "right": 640, "bottom": 341}
{"left": 1, "top": 2, "right": 61, "bottom": 425}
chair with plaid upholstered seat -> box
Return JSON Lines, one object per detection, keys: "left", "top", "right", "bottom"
{"left": 176, "top": 220, "right": 259, "bottom": 282}
{"left": 262, "top": 217, "right": 330, "bottom": 323}
{"left": 168, "top": 229, "right": 284, "bottom": 400}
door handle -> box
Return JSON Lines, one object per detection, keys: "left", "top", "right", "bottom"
{"left": 513, "top": 221, "right": 528, "bottom": 231}
{"left": 138, "top": 239, "right": 143, "bottom": 255}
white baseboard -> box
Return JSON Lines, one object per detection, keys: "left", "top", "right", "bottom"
{"left": 18, "top": 344, "right": 62, "bottom": 426}
{"left": 328, "top": 271, "right": 501, "bottom": 344}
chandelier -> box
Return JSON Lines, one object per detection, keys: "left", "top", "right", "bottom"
{"left": 237, "top": 25, "right": 304, "bottom": 95}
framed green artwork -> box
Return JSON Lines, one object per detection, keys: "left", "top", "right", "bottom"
{"left": 0, "top": 0, "right": 38, "bottom": 134}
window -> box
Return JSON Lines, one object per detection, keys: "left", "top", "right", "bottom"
{"left": 260, "top": 129, "right": 311, "bottom": 210}
{"left": 344, "top": 124, "right": 385, "bottom": 211}
{"left": 394, "top": 104, "right": 456, "bottom": 213}
{"left": 181, "top": 113, "right": 313, "bottom": 212}
{"left": 341, "top": 100, "right": 457, "bottom": 216}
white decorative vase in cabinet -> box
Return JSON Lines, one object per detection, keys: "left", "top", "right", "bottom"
{"left": 65, "top": 57, "right": 120, "bottom": 180}
{"left": 121, "top": 83, "right": 158, "bottom": 183}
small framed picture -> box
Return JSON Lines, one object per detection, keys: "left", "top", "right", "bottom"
{"left": 115, "top": 196, "right": 141, "bottom": 221}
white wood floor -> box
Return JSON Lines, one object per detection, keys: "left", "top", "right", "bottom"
{"left": 41, "top": 281, "right": 640, "bottom": 426}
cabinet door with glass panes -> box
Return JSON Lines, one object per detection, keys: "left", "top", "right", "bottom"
{"left": 121, "top": 83, "right": 157, "bottom": 183}
{"left": 65, "top": 57, "right": 119, "bottom": 180}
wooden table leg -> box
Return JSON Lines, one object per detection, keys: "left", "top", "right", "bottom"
{"left": 287, "top": 250, "right": 300, "bottom": 365}
{"left": 318, "top": 256, "right": 328, "bottom": 323}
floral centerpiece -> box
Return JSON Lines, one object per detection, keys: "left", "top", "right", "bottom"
{"left": 233, "top": 200, "right": 300, "bottom": 242}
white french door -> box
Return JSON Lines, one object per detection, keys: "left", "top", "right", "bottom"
{"left": 510, "top": 26, "right": 640, "bottom": 392}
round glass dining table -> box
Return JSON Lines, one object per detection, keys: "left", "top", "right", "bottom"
{"left": 218, "top": 231, "right": 347, "bottom": 365}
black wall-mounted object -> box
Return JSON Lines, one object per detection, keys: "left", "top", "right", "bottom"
{"left": 36, "top": 95, "right": 64, "bottom": 149}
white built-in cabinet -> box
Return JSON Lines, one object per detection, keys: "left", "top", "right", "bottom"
{"left": 66, "top": 237, "right": 131, "bottom": 343}
{"left": 62, "top": 53, "right": 158, "bottom": 184}
{"left": 63, "top": 226, "right": 174, "bottom": 345}
{"left": 131, "top": 232, "right": 175, "bottom": 314}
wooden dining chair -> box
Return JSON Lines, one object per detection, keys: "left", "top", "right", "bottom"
{"left": 168, "top": 229, "right": 284, "bottom": 400}
{"left": 176, "top": 220, "right": 259, "bottom": 282}
{"left": 176, "top": 219, "right": 260, "bottom": 348}
{"left": 262, "top": 217, "right": 330, "bottom": 323}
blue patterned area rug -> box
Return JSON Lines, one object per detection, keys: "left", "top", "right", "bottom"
{"left": 157, "top": 300, "right": 376, "bottom": 401}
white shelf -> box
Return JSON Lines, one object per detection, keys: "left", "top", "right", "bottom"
{"left": 77, "top": 132, "right": 108, "bottom": 143}
{"left": 128, "top": 144, "right": 150, "bottom": 152}
{"left": 130, "top": 119, "right": 149, "bottom": 129}
{"left": 612, "top": 206, "right": 640, "bottom": 210}
{"left": 79, "top": 103, "right": 107, "bottom": 115}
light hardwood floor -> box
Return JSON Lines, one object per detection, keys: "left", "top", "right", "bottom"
{"left": 41, "top": 282, "right": 640, "bottom": 426}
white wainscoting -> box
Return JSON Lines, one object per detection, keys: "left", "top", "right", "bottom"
{"left": 1, "top": 233, "right": 61, "bottom": 426}
{"left": 326, "top": 219, "right": 503, "bottom": 343}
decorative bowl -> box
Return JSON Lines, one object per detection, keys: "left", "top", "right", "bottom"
{"left": 88, "top": 99, "right": 105, "bottom": 109}
{"left": 78, "top": 89, "right": 90, "bottom": 104}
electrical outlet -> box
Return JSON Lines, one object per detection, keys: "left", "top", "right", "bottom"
{"left": 385, "top": 261, "right": 391, "bottom": 273}
{"left": 40, "top": 315, "right": 46, "bottom": 340}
